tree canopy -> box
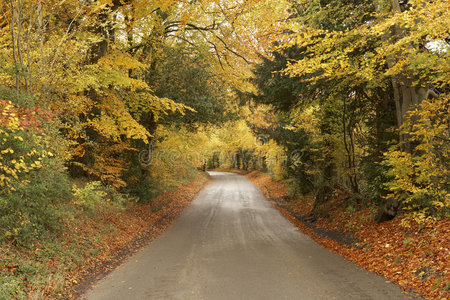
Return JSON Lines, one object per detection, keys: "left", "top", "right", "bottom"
{"left": 0, "top": 0, "right": 448, "bottom": 248}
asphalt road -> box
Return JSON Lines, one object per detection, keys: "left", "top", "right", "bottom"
{"left": 83, "top": 172, "right": 411, "bottom": 300}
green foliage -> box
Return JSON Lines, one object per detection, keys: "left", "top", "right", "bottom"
{"left": 250, "top": 46, "right": 313, "bottom": 111}
{"left": 0, "top": 100, "right": 72, "bottom": 245}
{"left": 0, "top": 276, "right": 25, "bottom": 300}
{"left": 72, "top": 180, "right": 131, "bottom": 213}
{"left": 359, "top": 97, "right": 397, "bottom": 200}
{"left": 72, "top": 181, "right": 107, "bottom": 212}
{"left": 148, "top": 46, "right": 236, "bottom": 127}
{"left": 0, "top": 160, "right": 72, "bottom": 245}
{"left": 0, "top": 86, "right": 35, "bottom": 108}
{"left": 248, "top": 46, "right": 327, "bottom": 193}
{"left": 125, "top": 172, "right": 162, "bottom": 202}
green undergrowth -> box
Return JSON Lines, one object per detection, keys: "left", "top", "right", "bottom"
{"left": 0, "top": 182, "right": 131, "bottom": 299}
{"left": 0, "top": 169, "right": 204, "bottom": 299}
{"left": 0, "top": 90, "right": 205, "bottom": 298}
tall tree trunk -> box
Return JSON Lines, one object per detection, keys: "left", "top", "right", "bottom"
{"left": 375, "top": 0, "right": 437, "bottom": 146}
{"left": 343, "top": 97, "right": 359, "bottom": 193}
{"left": 9, "top": 0, "right": 19, "bottom": 91}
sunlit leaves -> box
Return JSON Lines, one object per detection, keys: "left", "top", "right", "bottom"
{"left": 284, "top": 0, "right": 450, "bottom": 88}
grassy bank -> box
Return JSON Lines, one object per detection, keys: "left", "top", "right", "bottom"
{"left": 0, "top": 172, "right": 210, "bottom": 299}
{"left": 244, "top": 170, "right": 449, "bottom": 300}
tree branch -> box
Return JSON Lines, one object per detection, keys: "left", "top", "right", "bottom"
{"left": 213, "top": 34, "right": 250, "bottom": 64}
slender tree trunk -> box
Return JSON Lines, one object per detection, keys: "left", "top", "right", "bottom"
{"left": 16, "top": 0, "right": 24, "bottom": 77}
{"left": 37, "top": 1, "right": 44, "bottom": 91}
{"left": 9, "top": 0, "right": 19, "bottom": 91}
{"left": 25, "top": 3, "right": 35, "bottom": 94}
{"left": 343, "top": 97, "right": 359, "bottom": 193}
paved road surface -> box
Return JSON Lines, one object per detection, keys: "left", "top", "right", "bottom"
{"left": 83, "top": 172, "right": 411, "bottom": 300}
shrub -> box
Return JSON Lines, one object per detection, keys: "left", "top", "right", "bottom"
{"left": 383, "top": 96, "right": 450, "bottom": 226}
{"left": 0, "top": 86, "right": 35, "bottom": 108}
{"left": 0, "top": 99, "right": 72, "bottom": 244}
{"left": 0, "top": 276, "right": 25, "bottom": 300}
{"left": 72, "top": 180, "right": 132, "bottom": 213}
{"left": 72, "top": 181, "right": 107, "bottom": 212}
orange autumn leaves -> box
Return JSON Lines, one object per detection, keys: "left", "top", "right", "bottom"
{"left": 246, "top": 171, "right": 450, "bottom": 300}
{"left": 0, "top": 100, "right": 55, "bottom": 189}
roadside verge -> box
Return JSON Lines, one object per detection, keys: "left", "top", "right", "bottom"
{"left": 73, "top": 172, "right": 211, "bottom": 298}
{"left": 0, "top": 172, "right": 210, "bottom": 299}
{"left": 243, "top": 170, "right": 449, "bottom": 300}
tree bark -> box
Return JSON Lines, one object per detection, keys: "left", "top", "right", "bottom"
{"left": 9, "top": 0, "right": 19, "bottom": 91}
{"left": 375, "top": 0, "right": 437, "bottom": 144}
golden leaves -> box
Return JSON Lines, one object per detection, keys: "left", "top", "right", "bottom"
{"left": 0, "top": 100, "right": 55, "bottom": 183}
{"left": 284, "top": 0, "right": 450, "bottom": 88}
{"left": 384, "top": 95, "right": 449, "bottom": 225}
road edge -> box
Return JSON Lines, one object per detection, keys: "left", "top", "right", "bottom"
{"left": 72, "top": 173, "right": 212, "bottom": 299}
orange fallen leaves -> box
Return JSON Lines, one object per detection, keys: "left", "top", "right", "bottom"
{"left": 2, "top": 173, "right": 210, "bottom": 299}
{"left": 246, "top": 171, "right": 450, "bottom": 300}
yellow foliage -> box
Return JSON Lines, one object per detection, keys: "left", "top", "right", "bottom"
{"left": 384, "top": 95, "right": 449, "bottom": 224}
{"left": 0, "top": 102, "right": 48, "bottom": 190}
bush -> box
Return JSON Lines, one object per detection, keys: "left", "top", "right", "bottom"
{"left": 125, "top": 172, "right": 167, "bottom": 202}
{"left": 383, "top": 96, "right": 450, "bottom": 226}
{"left": 72, "top": 181, "right": 129, "bottom": 212}
{"left": 0, "top": 99, "right": 72, "bottom": 245}
{"left": 0, "top": 165, "right": 72, "bottom": 244}
{"left": 72, "top": 181, "right": 107, "bottom": 213}
{"left": 0, "top": 276, "right": 25, "bottom": 300}
{"left": 0, "top": 86, "right": 35, "bottom": 108}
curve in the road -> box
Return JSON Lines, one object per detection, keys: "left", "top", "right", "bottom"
{"left": 83, "top": 172, "right": 414, "bottom": 300}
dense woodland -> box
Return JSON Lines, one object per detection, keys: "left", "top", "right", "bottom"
{"left": 0, "top": 0, "right": 449, "bottom": 298}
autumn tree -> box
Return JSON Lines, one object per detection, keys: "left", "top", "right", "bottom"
{"left": 246, "top": 0, "right": 448, "bottom": 220}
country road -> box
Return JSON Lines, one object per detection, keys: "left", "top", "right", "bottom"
{"left": 83, "top": 172, "right": 412, "bottom": 300}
